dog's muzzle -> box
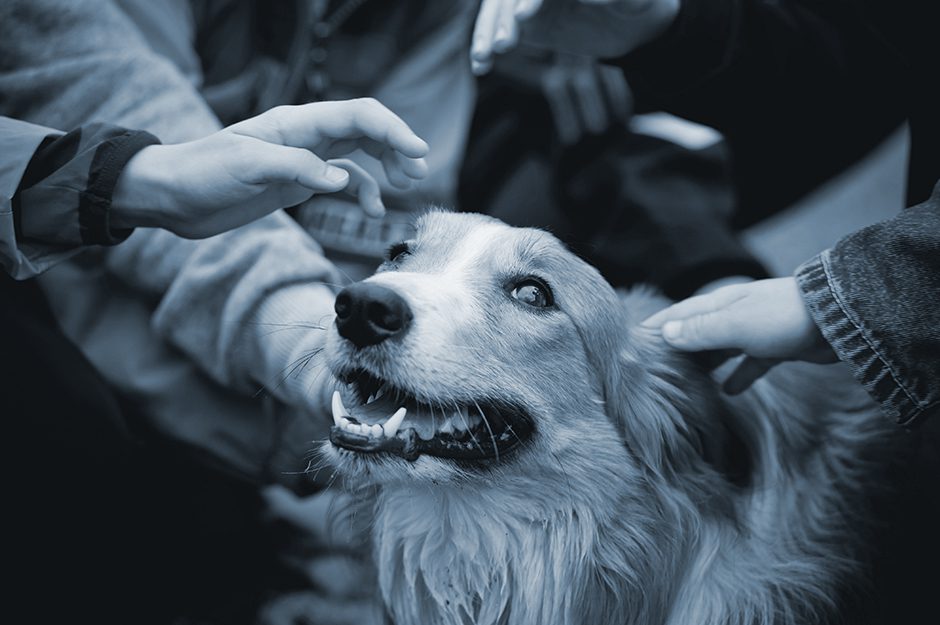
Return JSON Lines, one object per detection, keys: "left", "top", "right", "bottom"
{"left": 334, "top": 282, "right": 413, "bottom": 348}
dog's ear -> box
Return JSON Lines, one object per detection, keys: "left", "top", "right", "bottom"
{"left": 592, "top": 290, "right": 754, "bottom": 487}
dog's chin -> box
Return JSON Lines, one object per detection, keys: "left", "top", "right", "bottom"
{"left": 327, "top": 368, "right": 535, "bottom": 465}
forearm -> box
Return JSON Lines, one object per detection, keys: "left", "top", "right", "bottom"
{"left": 795, "top": 182, "right": 940, "bottom": 426}
{"left": 151, "top": 212, "right": 341, "bottom": 407}
{"left": 0, "top": 0, "right": 341, "bottom": 408}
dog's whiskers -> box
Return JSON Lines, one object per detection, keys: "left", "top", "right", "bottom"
{"left": 255, "top": 346, "right": 326, "bottom": 398}
{"left": 472, "top": 398, "right": 498, "bottom": 461}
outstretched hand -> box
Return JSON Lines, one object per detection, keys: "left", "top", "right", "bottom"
{"left": 470, "top": 0, "right": 679, "bottom": 75}
{"left": 112, "top": 98, "right": 429, "bottom": 238}
{"left": 642, "top": 277, "right": 838, "bottom": 393}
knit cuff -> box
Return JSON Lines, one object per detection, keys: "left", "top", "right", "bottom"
{"left": 247, "top": 282, "right": 338, "bottom": 417}
{"left": 79, "top": 129, "right": 161, "bottom": 245}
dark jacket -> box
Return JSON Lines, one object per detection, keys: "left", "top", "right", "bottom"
{"left": 619, "top": 0, "right": 939, "bottom": 425}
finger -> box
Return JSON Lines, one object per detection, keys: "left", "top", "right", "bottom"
{"left": 251, "top": 142, "right": 350, "bottom": 192}
{"left": 722, "top": 356, "right": 778, "bottom": 394}
{"left": 641, "top": 285, "right": 748, "bottom": 329}
{"left": 257, "top": 100, "right": 429, "bottom": 158}
{"left": 330, "top": 137, "right": 429, "bottom": 181}
{"left": 541, "top": 65, "right": 582, "bottom": 145}
{"left": 659, "top": 309, "right": 750, "bottom": 352}
{"left": 471, "top": 0, "right": 506, "bottom": 69}
{"left": 598, "top": 63, "right": 633, "bottom": 122}
{"left": 382, "top": 149, "right": 413, "bottom": 189}
{"left": 306, "top": 554, "right": 374, "bottom": 598}
{"left": 571, "top": 62, "right": 610, "bottom": 135}
{"left": 327, "top": 158, "right": 384, "bottom": 217}
{"left": 688, "top": 348, "right": 742, "bottom": 372}
{"left": 491, "top": 0, "right": 521, "bottom": 54}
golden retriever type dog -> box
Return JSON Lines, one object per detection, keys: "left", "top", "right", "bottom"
{"left": 318, "top": 211, "right": 887, "bottom": 625}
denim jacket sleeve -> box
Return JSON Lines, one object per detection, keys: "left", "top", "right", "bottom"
{"left": 795, "top": 181, "right": 940, "bottom": 426}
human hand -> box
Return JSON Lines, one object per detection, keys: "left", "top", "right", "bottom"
{"left": 641, "top": 277, "right": 838, "bottom": 393}
{"left": 259, "top": 487, "right": 384, "bottom": 625}
{"left": 471, "top": 0, "right": 680, "bottom": 75}
{"left": 497, "top": 47, "right": 632, "bottom": 144}
{"left": 111, "top": 99, "right": 429, "bottom": 238}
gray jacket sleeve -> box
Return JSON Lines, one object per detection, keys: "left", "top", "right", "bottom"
{"left": 0, "top": 117, "right": 79, "bottom": 278}
{"left": 0, "top": 0, "right": 340, "bottom": 408}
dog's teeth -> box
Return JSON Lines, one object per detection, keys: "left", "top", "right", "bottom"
{"left": 375, "top": 386, "right": 386, "bottom": 400}
{"left": 383, "top": 407, "right": 407, "bottom": 438}
{"left": 332, "top": 391, "right": 348, "bottom": 427}
{"left": 367, "top": 393, "right": 376, "bottom": 404}
{"left": 369, "top": 424, "right": 383, "bottom": 438}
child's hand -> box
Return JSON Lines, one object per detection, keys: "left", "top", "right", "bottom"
{"left": 642, "top": 277, "right": 838, "bottom": 393}
{"left": 112, "top": 99, "right": 429, "bottom": 238}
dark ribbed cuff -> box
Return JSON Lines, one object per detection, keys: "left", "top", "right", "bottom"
{"left": 79, "top": 129, "right": 160, "bottom": 246}
{"left": 611, "top": 0, "right": 741, "bottom": 96}
{"left": 796, "top": 252, "right": 924, "bottom": 427}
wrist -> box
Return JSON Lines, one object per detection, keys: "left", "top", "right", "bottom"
{"left": 110, "top": 145, "right": 172, "bottom": 230}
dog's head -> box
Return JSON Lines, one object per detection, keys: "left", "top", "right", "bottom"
{"left": 322, "top": 211, "right": 744, "bottom": 493}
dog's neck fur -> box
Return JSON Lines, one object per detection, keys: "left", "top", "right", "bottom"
{"left": 369, "top": 458, "right": 689, "bottom": 625}
{"left": 360, "top": 350, "right": 749, "bottom": 625}
{"left": 356, "top": 348, "right": 883, "bottom": 625}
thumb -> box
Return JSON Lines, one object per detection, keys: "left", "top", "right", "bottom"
{"left": 253, "top": 143, "right": 351, "bottom": 192}
{"left": 722, "top": 356, "right": 777, "bottom": 394}
{"left": 661, "top": 311, "right": 739, "bottom": 352}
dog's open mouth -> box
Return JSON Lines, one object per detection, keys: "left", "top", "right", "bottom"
{"left": 329, "top": 369, "right": 534, "bottom": 462}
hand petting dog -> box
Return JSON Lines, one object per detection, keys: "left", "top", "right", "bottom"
{"left": 643, "top": 277, "right": 838, "bottom": 393}
{"left": 111, "top": 98, "right": 429, "bottom": 238}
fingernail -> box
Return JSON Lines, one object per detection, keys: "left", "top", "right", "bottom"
{"left": 662, "top": 321, "right": 682, "bottom": 341}
{"left": 325, "top": 167, "right": 349, "bottom": 185}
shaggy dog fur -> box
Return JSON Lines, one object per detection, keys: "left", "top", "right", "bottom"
{"left": 318, "top": 211, "right": 888, "bottom": 625}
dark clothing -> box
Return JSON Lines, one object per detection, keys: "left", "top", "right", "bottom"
{"left": 462, "top": 58, "right": 769, "bottom": 300}
{"left": 622, "top": 0, "right": 939, "bottom": 216}
{"left": 619, "top": 0, "right": 940, "bottom": 425}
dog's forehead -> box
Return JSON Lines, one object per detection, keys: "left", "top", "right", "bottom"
{"left": 413, "top": 212, "right": 589, "bottom": 276}
{"left": 411, "top": 212, "right": 620, "bottom": 323}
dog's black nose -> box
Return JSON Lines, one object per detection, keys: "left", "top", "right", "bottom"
{"left": 334, "top": 282, "right": 413, "bottom": 348}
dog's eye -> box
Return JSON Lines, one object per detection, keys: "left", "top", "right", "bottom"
{"left": 386, "top": 241, "right": 411, "bottom": 262}
{"left": 509, "top": 278, "right": 554, "bottom": 308}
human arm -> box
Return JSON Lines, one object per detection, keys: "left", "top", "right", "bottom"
{"left": 110, "top": 99, "right": 429, "bottom": 236}
{"left": 644, "top": 182, "right": 940, "bottom": 426}
{"left": 0, "top": 0, "right": 393, "bottom": 413}
{"left": 1, "top": 103, "right": 426, "bottom": 280}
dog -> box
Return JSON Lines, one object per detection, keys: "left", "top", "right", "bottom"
{"left": 318, "top": 210, "right": 889, "bottom": 625}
